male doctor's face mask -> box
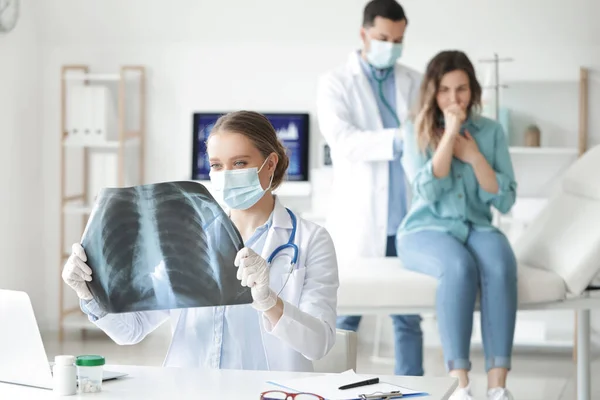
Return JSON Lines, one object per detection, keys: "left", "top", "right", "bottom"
{"left": 366, "top": 39, "right": 403, "bottom": 69}
{"left": 362, "top": 16, "right": 407, "bottom": 70}
{"left": 209, "top": 157, "right": 273, "bottom": 210}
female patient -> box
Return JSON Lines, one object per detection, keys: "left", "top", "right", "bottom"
{"left": 62, "top": 111, "right": 339, "bottom": 372}
{"left": 397, "top": 51, "right": 517, "bottom": 400}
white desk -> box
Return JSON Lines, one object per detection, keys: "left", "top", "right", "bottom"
{"left": 0, "top": 365, "right": 458, "bottom": 399}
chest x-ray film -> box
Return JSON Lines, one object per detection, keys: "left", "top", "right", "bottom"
{"left": 80, "top": 181, "right": 253, "bottom": 313}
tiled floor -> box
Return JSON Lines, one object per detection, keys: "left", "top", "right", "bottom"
{"left": 41, "top": 326, "right": 599, "bottom": 400}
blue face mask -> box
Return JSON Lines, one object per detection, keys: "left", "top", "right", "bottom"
{"left": 366, "top": 39, "right": 403, "bottom": 69}
{"left": 209, "top": 158, "right": 273, "bottom": 210}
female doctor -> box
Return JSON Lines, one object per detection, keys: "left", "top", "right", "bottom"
{"left": 61, "top": 110, "right": 339, "bottom": 372}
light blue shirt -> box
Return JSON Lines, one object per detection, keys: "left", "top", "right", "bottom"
{"left": 217, "top": 213, "right": 272, "bottom": 370}
{"left": 359, "top": 56, "right": 407, "bottom": 236}
{"left": 81, "top": 213, "right": 275, "bottom": 370}
{"left": 398, "top": 115, "right": 517, "bottom": 243}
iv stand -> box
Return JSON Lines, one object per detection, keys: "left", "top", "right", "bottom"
{"left": 478, "top": 54, "right": 514, "bottom": 230}
{"left": 478, "top": 53, "right": 514, "bottom": 120}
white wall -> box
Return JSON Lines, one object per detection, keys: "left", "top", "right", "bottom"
{"left": 32, "top": 0, "right": 600, "bottom": 342}
{"left": 0, "top": 1, "right": 43, "bottom": 313}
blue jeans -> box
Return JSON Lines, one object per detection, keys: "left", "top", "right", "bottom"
{"left": 336, "top": 236, "right": 424, "bottom": 376}
{"left": 396, "top": 229, "right": 517, "bottom": 372}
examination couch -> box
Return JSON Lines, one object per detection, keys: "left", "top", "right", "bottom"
{"left": 337, "top": 144, "right": 600, "bottom": 400}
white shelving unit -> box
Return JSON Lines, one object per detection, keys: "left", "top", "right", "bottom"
{"left": 58, "top": 65, "right": 146, "bottom": 340}
{"left": 497, "top": 67, "right": 590, "bottom": 352}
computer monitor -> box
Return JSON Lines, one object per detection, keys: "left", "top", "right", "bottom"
{"left": 192, "top": 112, "right": 310, "bottom": 182}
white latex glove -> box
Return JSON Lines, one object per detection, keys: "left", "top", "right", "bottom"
{"left": 235, "top": 247, "right": 278, "bottom": 312}
{"left": 62, "top": 243, "right": 93, "bottom": 301}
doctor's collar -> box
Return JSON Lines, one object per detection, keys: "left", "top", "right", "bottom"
{"left": 270, "top": 196, "right": 294, "bottom": 230}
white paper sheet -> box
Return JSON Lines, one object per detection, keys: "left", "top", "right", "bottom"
{"left": 266, "top": 370, "right": 426, "bottom": 399}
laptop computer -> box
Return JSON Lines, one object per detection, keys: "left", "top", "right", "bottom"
{"left": 0, "top": 289, "right": 127, "bottom": 390}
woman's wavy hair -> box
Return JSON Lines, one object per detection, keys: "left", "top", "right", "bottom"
{"left": 412, "top": 50, "right": 482, "bottom": 152}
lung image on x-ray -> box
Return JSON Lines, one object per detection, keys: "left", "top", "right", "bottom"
{"left": 80, "top": 181, "right": 252, "bottom": 314}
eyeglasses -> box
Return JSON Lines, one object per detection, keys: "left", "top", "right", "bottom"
{"left": 260, "top": 390, "right": 324, "bottom": 400}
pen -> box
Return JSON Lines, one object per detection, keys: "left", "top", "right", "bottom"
{"left": 359, "top": 391, "right": 402, "bottom": 399}
{"left": 339, "top": 377, "right": 380, "bottom": 390}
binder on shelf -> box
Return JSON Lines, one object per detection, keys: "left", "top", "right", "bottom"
{"left": 91, "top": 85, "right": 118, "bottom": 143}
{"left": 91, "top": 86, "right": 104, "bottom": 140}
{"left": 66, "top": 85, "right": 84, "bottom": 140}
{"left": 83, "top": 86, "right": 92, "bottom": 140}
{"left": 65, "top": 85, "right": 118, "bottom": 146}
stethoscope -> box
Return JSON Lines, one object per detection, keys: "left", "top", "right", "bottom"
{"left": 266, "top": 207, "right": 299, "bottom": 267}
{"left": 223, "top": 206, "right": 299, "bottom": 268}
{"left": 368, "top": 64, "right": 401, "bottom": 127}
{"left": 266, "top": 208, "right": 299, "bottom": 296}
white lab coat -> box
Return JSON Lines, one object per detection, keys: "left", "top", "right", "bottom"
{"left": 316, "top": 51, "right": 422, "bottom": 259}
{"left": 91, "top": 197, "right": 339, "bottom": 372}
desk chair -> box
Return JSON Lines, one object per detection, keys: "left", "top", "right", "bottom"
{"left": 313, "top": 329, "right": 358, "bottom": 373}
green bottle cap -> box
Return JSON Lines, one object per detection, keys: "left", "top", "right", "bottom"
{"left": 75, "top": 355, "right": 105, "bottom": 367}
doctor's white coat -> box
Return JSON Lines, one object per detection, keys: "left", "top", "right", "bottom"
{"left": 89, "top": 198, "right": 339, "bottom": 372}
{"left": 316, "top": 51, "right": 422, "bottom": 259}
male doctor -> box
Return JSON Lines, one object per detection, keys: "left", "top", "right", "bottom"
{"left": 316, "top": 0, "right": 423, "bottom": 376}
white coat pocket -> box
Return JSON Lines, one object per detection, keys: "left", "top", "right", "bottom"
{"left": 278, "top": 267, "right": 306, "bottom": 307}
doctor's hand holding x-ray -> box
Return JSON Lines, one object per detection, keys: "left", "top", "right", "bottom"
{"left": 62, "top": 110, "right": 339, "bottom": 373}
{"left": 235, "top": 247, "right": 278, "bottom": 310}
{"left": 316, "top": 0, "right": 423, "bottom": 376}
{"left": 63, "top": 243, "right": 93, "bottom": 301}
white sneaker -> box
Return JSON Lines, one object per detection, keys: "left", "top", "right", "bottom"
{"left": 487, "top": 387, "right": 514, "bottom": 400}
{"left": 449, "top": 384, "right": 474, "bottom": 400}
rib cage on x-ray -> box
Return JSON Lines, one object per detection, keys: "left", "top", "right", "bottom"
{"left": 80, "top": 181, "right": 252, "bottom": 314}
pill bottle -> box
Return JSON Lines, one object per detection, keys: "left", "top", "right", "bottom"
{"left": 76, "top": 355, "right": 105, "bottom": 393}
{"left": 53, "top": 355, "right": 77, "bottom": 396}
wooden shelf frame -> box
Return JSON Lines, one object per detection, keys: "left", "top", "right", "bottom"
{"left": 58, "top": 64, "right": 146, "bottom": 341}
